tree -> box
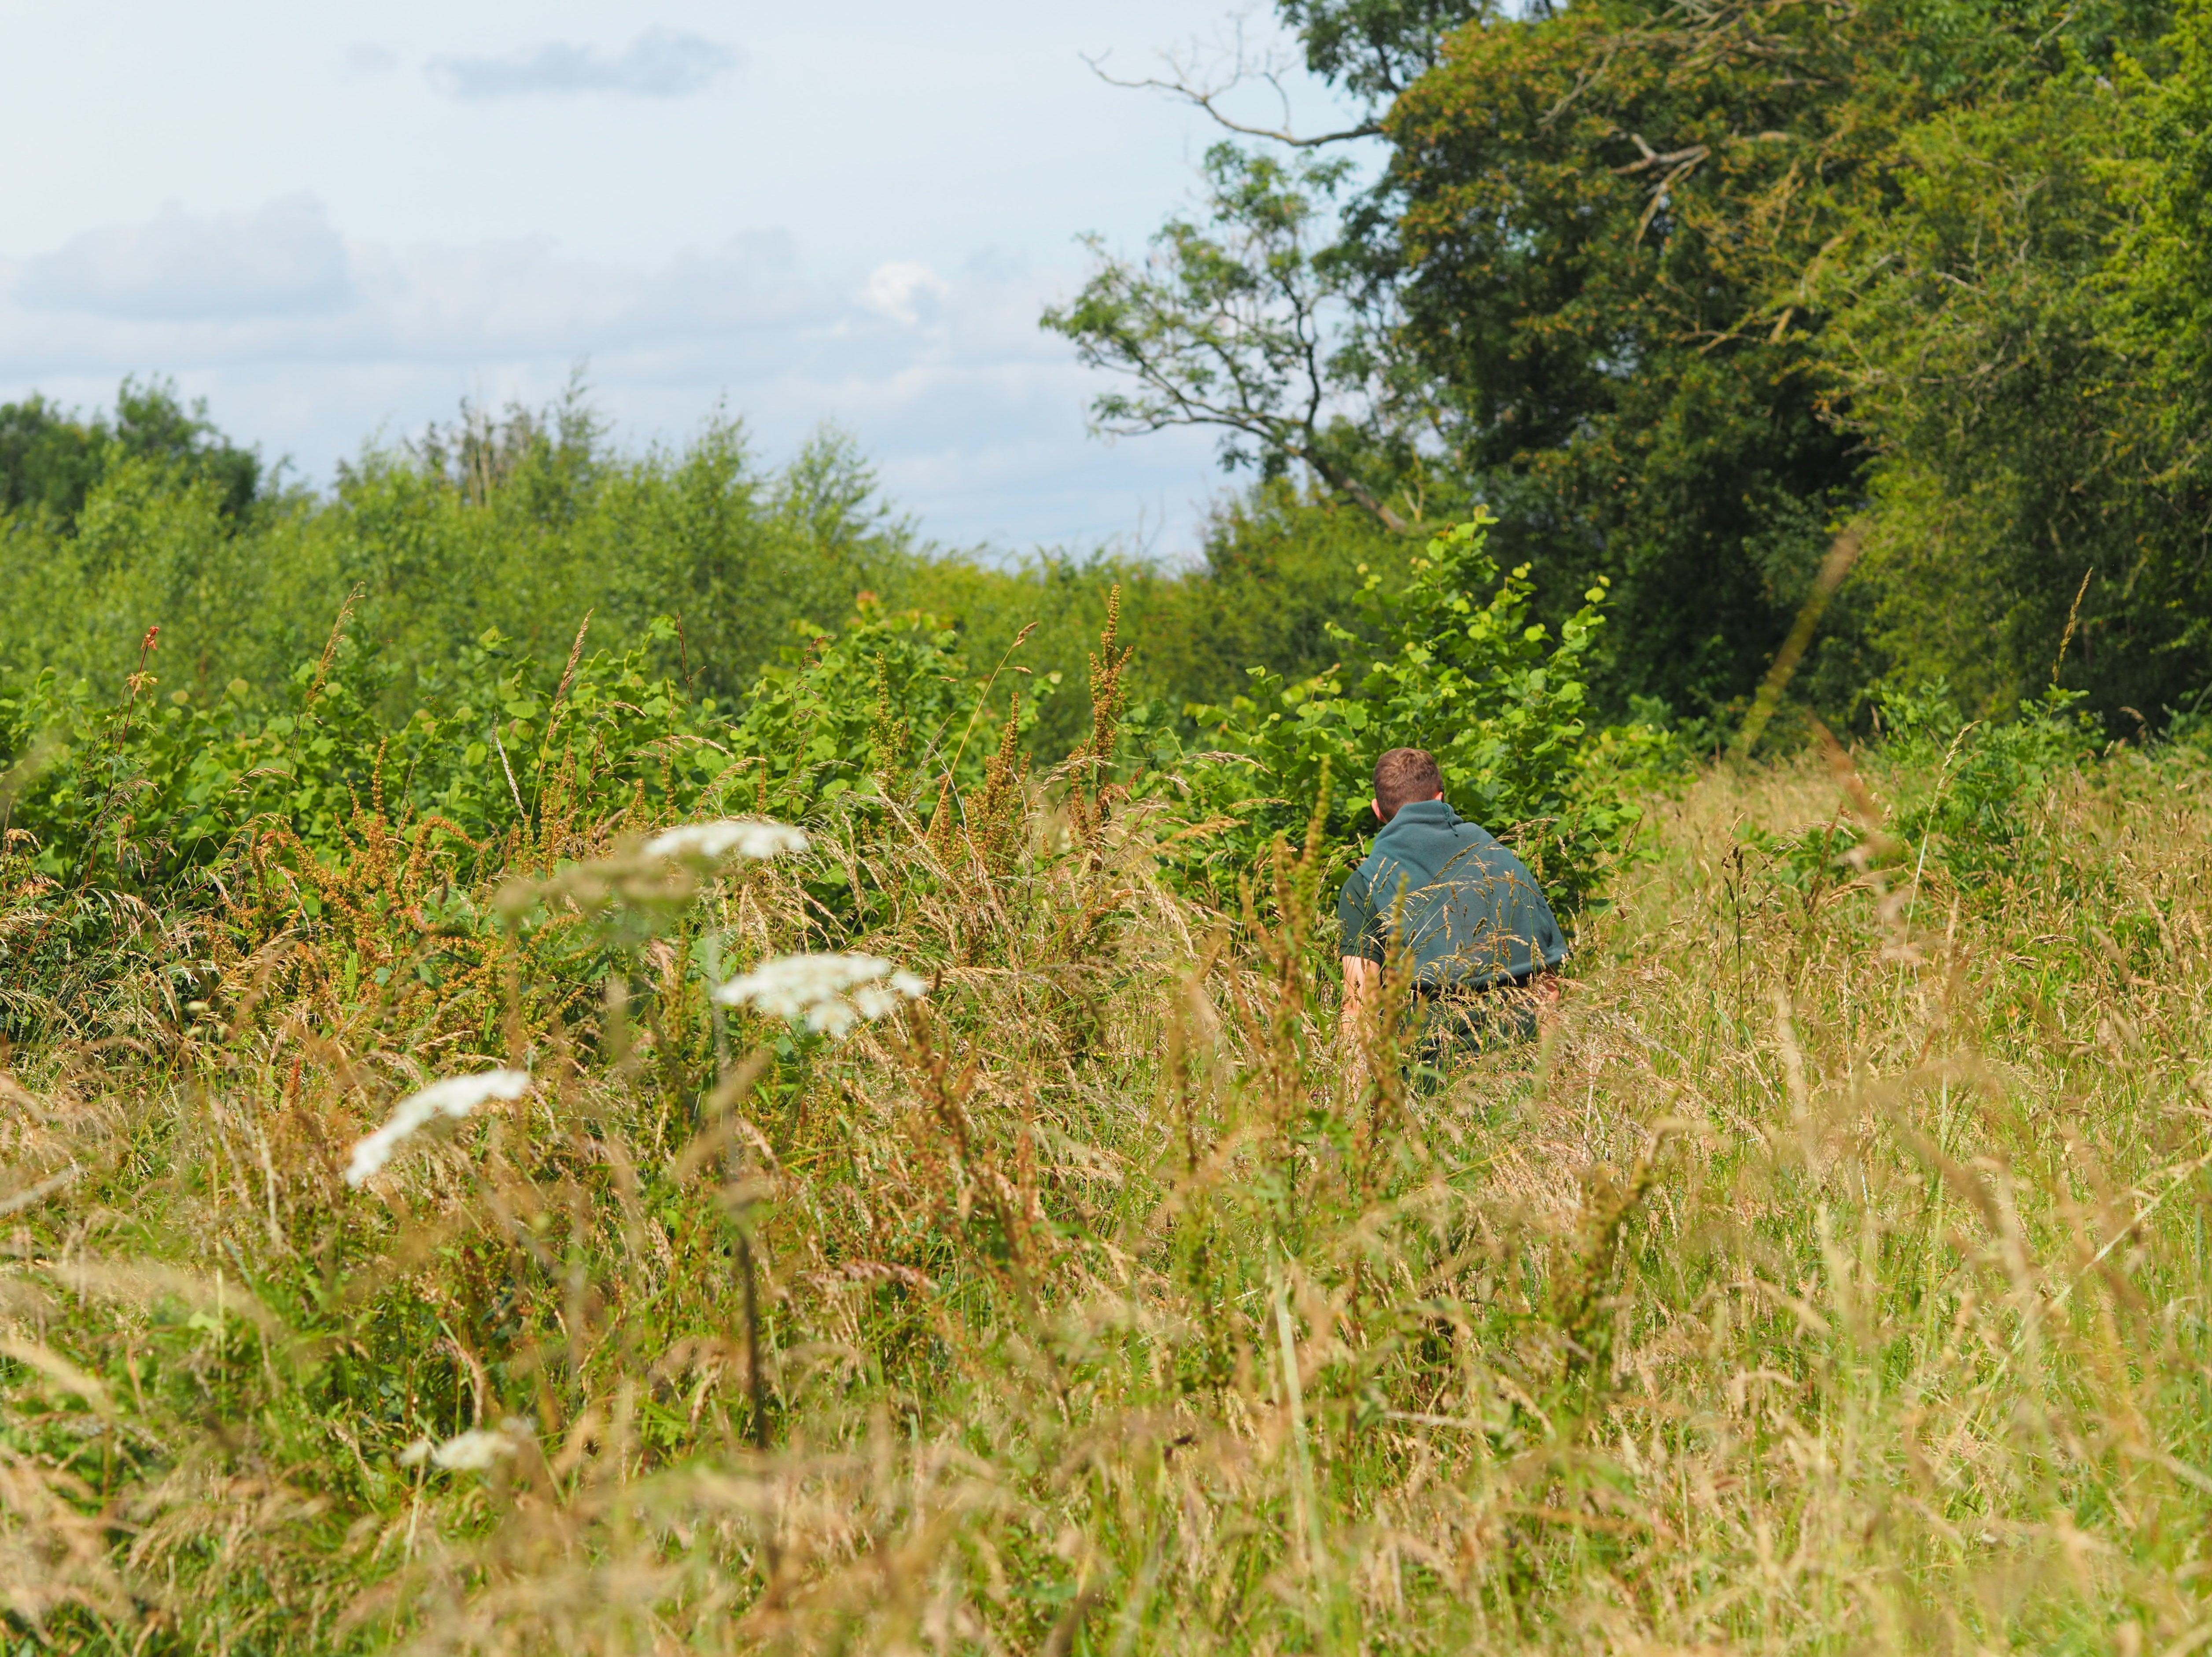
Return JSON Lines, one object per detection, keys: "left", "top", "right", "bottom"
{"left": 1087, "top": 0, "right": 1486, "bottom": 144}
{"left": 1060, "top": 0, "right": 2188, "bottom": 722}
{"left": 1055, "top": 0, "right": 1878, "bottom": 711}
{"left": 1043, "top": 145, "right": 1432, "bottom": 533}
{"left": 1812, "top": 69, "right": 2194, "bottom": 717}
{"left": 0, "top": 379, "right": 263, "bottom": 527}
{"left": 1279, "top": 0, "right": 1489, "bottom": 105}
{"left": 0, "top": 396, "right": 107, "bottom": 523}
{"left": 1381, "top": 0, "right": 1883, "bottom": 711}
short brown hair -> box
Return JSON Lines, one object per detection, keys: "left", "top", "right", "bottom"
{"left": 1373, "top": 747, "right": 1444, "bottom": 820}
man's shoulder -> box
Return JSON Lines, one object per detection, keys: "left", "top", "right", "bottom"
{"left": 1349, "top": 836, "right": 1416, "bottom": 889}
{"left": 1352, "top": 812, "right": 1518, "bottom": 888}
{"left": 1443, "top": 816, "right": 1505, "bottom": 853}
{"left": 1430, "top": 828, "right": 1555, "bottom": 908}
{"left": 1338, "top": 851, "right": 1378, "bottom": 905}
{"left": 1433, "top": 820, "right": 1512, "bottom": 870}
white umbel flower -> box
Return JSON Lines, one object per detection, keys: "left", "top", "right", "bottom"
{"left": 644, "top": 819, "right": 809, "bottom": 862}
{"left": 714, "top": 953, "right": 929, "bottom": 1039}
{"left": 345, "top": 1069, "right": 533, "bottom": 1187}
{"left": 399, "top": 1422, "right": 526, "bottom": 1471}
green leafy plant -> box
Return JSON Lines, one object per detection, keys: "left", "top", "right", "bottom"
{"left": 0, "top": 613, "right": 742, "bottom": 912}
{"left": 1141, "top": 513, "right": 1651, "bottom": 916}
{"left": 1876, "top": 678, "right": 2103, "bottom": 889}
{"left": 730, "top": 596, "right": 1049, "bottom": 826}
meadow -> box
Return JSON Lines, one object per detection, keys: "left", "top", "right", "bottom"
{"left": 15, "top": 0, "right": 2212, "bottom": 1633}
{"left": 3, "top": 572, "right": 2208, "bottom": 1650}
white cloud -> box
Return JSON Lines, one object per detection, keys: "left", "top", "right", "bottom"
{"left": 339, "top": 43, "right": 398, "bottom": 78}
{"left": 862, "top": 262, "right": 950, "bottom": 326}
{"left": 14, "top": 196, "right": 351, "bottom": 322}
{"left": 427, "top": 30, "right": 739, "bottom": 100}
{"left": 0, "top": 199, "right": 1222, "bottom": 551}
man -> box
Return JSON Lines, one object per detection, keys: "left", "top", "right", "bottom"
{"left": 1338, "top": 747, "right": 1568, "bottom": 1068}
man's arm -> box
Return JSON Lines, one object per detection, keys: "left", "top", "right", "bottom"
{"left": 1342, "top": 954, "right": 1380, "bottom": 1023}
{"left": 1342, "top": 954, "right": 1381, "bottom": 1092}
{"left": 1336, "top": 860, "right": 1385, "bottom": 1089}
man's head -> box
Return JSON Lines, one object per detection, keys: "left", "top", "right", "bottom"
{"left": 1372, "top": 747, "right": 1445, "bottom": 823}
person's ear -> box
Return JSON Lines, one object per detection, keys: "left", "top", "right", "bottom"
{"left": 1431, "top": 789, "right": 1445, "bottom": 801}
{"left": 1370, "top": 797, "right": 1384, "bottom": 823}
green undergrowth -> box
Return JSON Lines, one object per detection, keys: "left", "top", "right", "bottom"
{"left": 4, "top": 511, "right": 2212, "bottom": 1650}
{"left": 0, "top": 515, "right": 1652, "bottom": 1050}
{"left": 1, "top": 634, "right": 2211, "bottom": 1650}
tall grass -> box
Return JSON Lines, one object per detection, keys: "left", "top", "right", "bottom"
{"left": 4, "top": 712, "right": 2210, "bottom": 1651}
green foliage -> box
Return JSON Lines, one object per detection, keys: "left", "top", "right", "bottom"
{"left": 0, "top": 582, "right": 1082, "bottom": 1038}
{"left": 1278, "top": 0, "right": 1481, "bottom": 104}
{"left": 1810, "top": 53, "right": 2209, "bottom": 721}
{"left": 0, "top": 490, "right": 1641, "bottom": 1047}
{"left": 889, "top": 483, "right": 1398, "bottom": 760}
{"left": 0, "top": 394, "right": 921, "bottom": 710}
{"left": 1383, "top": 0, "right": 1882, "bottom": 713}
{"left": 732, "top": 597, "right": 1050, "bottom": 822}
{"left": 314, "top": 412, "right": 913, "bottom": 714}
{"left": 1148, "top": 482, "right": 1398, "bottom": 705}
{"left": 1876, "top": 679, "right": 2105, "bottom": 887}
{"left": 0, "top": 614, "right": 738, "bottom": 905}
{"left": 2116, "top": 0, "right": 2212, "bottom": 420}
{"left": 1743, "top": 677, "right": 2110, "bottom": 901}
{"left": 1070, "top": 0, "right": 2209, "bottom": 730}
{"left": 0, "top": 383, "right": 1452, "bottom": 792}
{"left": 1149, "top": 513, "right": 1650, "bottom": 914}
{"left": 0, "top": 377, "right": 264, "bottom": 527}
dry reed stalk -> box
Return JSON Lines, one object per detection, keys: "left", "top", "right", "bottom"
{"left": 1, "top": 736, "right": 2210, "bottom": 1650}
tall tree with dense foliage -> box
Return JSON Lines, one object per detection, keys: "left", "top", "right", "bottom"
{"left": 1055, "top": 0, "right": 2201, "bottom": 725}
{"left": 0, "top": 379, "right": 264, "bottom": 525}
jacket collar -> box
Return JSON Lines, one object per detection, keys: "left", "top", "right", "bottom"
{"left": 1380, "top": 799, "right": 1459, "bottom": 834}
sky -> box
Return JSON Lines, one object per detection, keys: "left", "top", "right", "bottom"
{"left": 0, "top": 2, "right": 1365, "bottom": 559}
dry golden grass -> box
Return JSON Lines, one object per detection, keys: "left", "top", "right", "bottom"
{"left": 4, "top": 739, "right": 2211, "bottom": 1653}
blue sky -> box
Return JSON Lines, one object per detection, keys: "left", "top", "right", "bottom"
{"left": 0, "top": 2, "right": 1363, "bottom": 558}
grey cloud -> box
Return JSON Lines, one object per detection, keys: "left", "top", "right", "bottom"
{"left": 427, "top": 29, "right": 739, "bottom": 101}
{"left": 0, "top": 224, "right": 823, "bottom": 372}
{"left": 339, "top": 42, "right": 398, "bottom": 77}
{"left": 0, "top": 225, "right": 1210, "bottom": 550}
{"left": 13, "top": 196, "right": 352, "bottom": 321}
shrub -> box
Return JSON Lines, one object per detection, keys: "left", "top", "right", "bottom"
{"left": 1137, "top": 513, "right": 1655, "bottom": 915}
{"left": 1877, "top": 678, "right": 2103, "bottom": 889}
{"left": 0, "top": 614, "right": 743, "bottom": 899}
{"left": 731, "top": 596, "right": 1051, "bottom": 824}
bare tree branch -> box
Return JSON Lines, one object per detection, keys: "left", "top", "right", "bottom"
{"left": 1082, "top": 49, "right": 1383, "bottom": 148}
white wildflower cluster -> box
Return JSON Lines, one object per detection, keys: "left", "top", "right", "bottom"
{"left": 714, "top": 953, "right": 929, "bottom": 1039}
{"left": 344, "top": 1069, "right": 533, "bottom": 1187}
{"left": 643, "top": 819, "right": 809, "bottom": 863}
{"left": 398, "top": 1419, "right": 530, "bottom": 1472}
